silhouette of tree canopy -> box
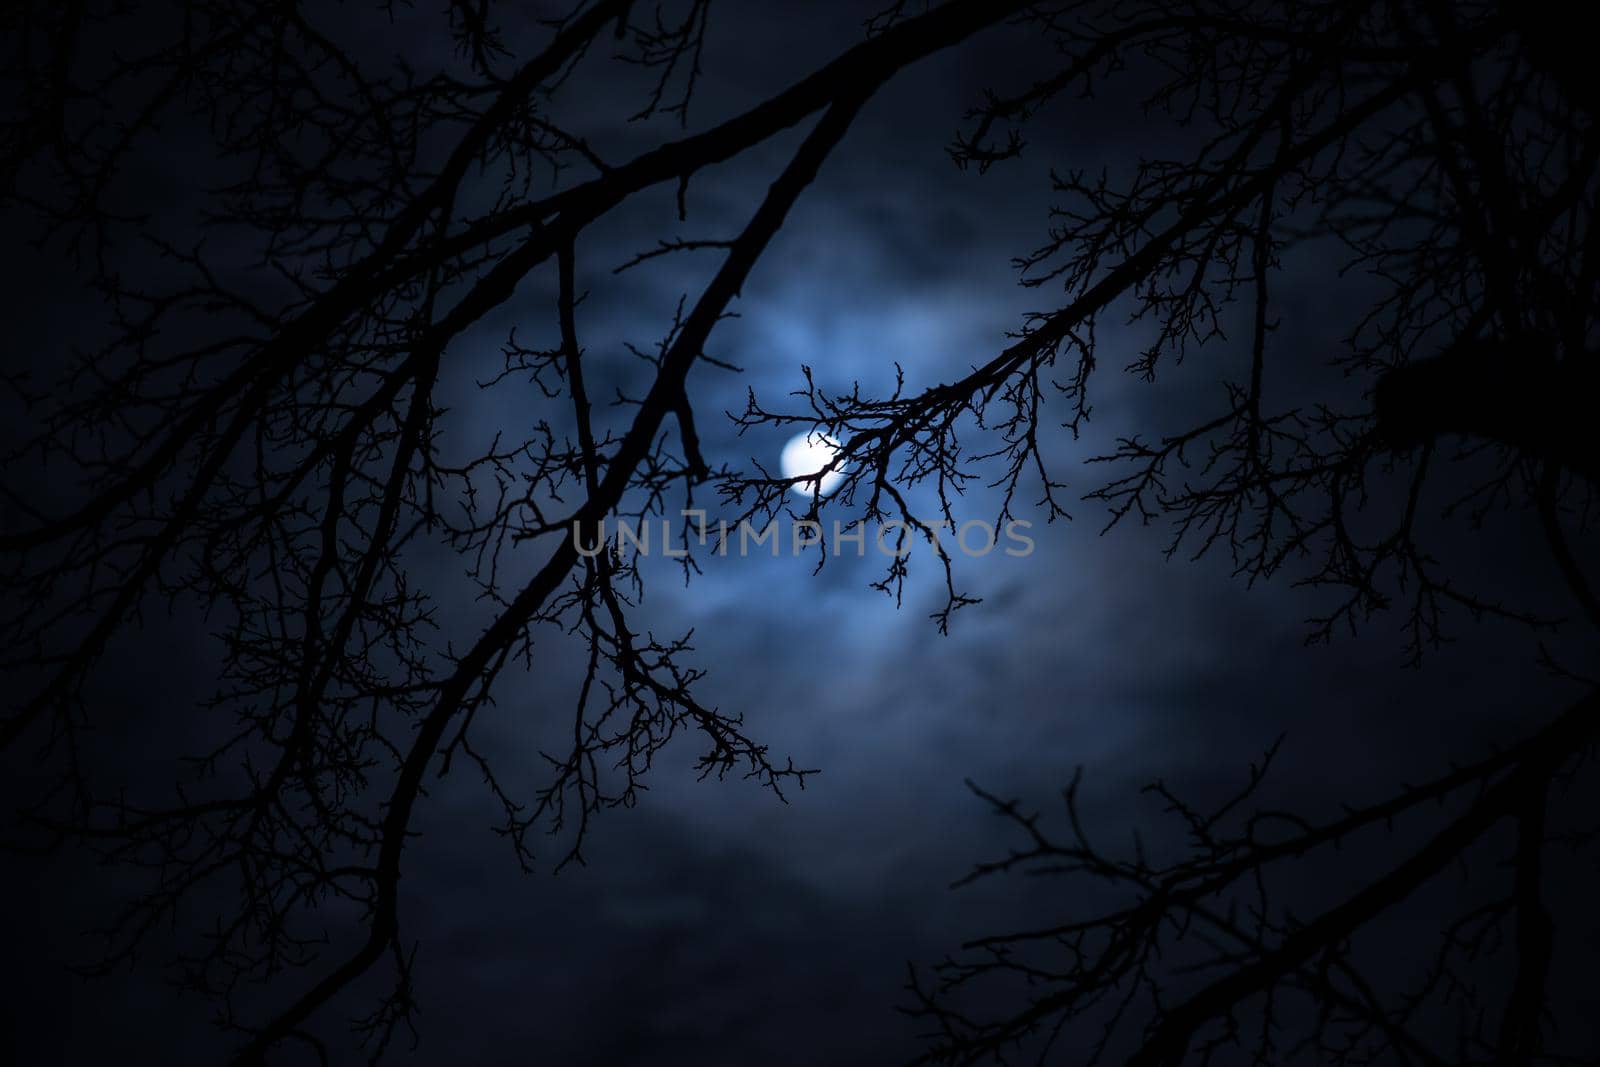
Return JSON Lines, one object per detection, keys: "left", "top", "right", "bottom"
{"left": 879, "top": 2, "right": 1600, "bottom": 1065}
{"left": 0, "top": 0, "right": 1594, "bottom": 1064}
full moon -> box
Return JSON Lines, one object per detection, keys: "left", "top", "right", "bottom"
{"left": 779, "top": 431, "right": 845, "bottom": 497}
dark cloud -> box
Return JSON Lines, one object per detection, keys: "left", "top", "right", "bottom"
{"left": 4, "top": 2, "right": 1593, "bottom": 1065}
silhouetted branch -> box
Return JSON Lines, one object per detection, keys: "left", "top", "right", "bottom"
{"left": 908, "top": 690, "right": 1600, "bottom": 1066}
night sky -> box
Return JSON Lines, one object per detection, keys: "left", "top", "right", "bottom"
{"left": 4, "top": 2, "right": 1597, "bottom": 1064}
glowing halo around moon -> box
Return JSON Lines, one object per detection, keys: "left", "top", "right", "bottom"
{"left": 778, "top": 431, "right": 845, "bottom": 498}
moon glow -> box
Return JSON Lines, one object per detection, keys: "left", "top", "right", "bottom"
{"left": 779, "top": 431, "right": 845, "bottom": 497}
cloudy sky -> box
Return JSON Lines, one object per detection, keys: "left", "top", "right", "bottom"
{"left": 4, "top": 2, "right": 1594, "bottom": 1064}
